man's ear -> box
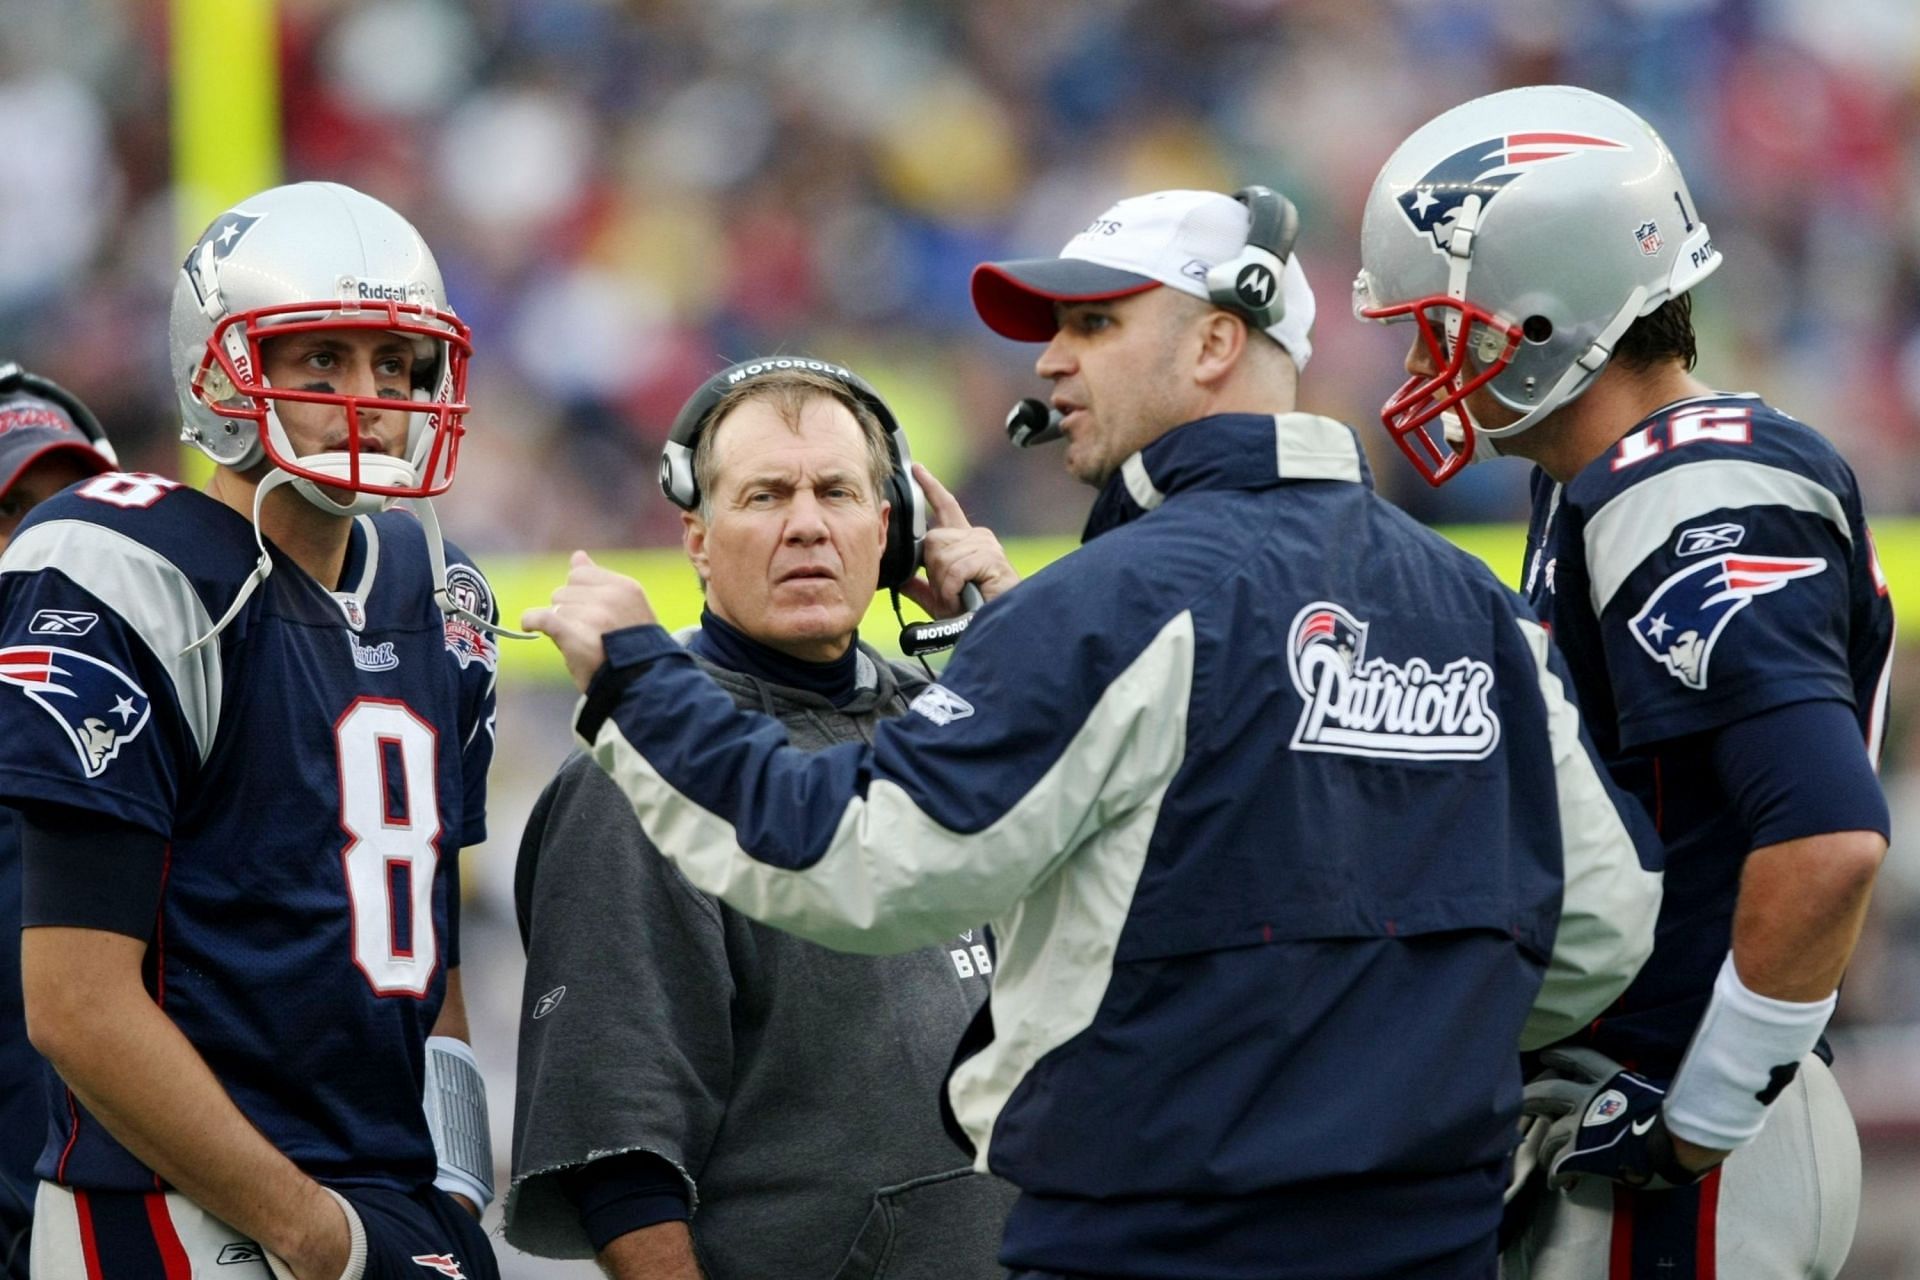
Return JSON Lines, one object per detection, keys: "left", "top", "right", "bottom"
{"left": 682, "top": 510, "right": 709, "bottom": 580}
{"left": 1192, "top": 309, "right": 1250, "bottom": 389}
{"left": 877, "top": 496, "right": 891, "bottom": 551}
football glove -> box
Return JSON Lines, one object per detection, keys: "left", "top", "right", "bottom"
{"left": 1521, "top": 1046, "right": 1708, "bottom": 1192}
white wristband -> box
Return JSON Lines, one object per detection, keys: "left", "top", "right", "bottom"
{"left": 422, "top": 1035, "right": 496, "bottom": 1212}
{"left": 1663, "top": 953, "right": 1835, "bottom": 1150}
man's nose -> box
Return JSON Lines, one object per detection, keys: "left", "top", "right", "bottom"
{"left": 784, "top": 491, "right": 829, "bottom": 541}
{"left": 1035, "top": 331, "right": 1074, "bottom": 380}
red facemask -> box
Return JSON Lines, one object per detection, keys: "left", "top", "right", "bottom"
{"left": 1359, "top": 294, "right": 1520, "bottom": 487}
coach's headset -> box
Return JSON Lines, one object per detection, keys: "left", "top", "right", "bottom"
{"left": 1006, "top": 185, "right": 1303, "bottom": 450}
{"left": 0, "top": 362, "right": 119, "bottom": 467}
{"left": 661, "top": 356, "right": 981, "bottom": 659}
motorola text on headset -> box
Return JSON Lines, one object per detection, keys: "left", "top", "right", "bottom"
{"left": 0, "top": 363, "right": 119, "bottom": 467}
{"left": 1003, "top": 185, "right": 1300, "bottom": 451}
{"left": 661, "top": 356, "right": 983, "bottom": 661}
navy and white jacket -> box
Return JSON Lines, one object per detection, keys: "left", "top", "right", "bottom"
{"left": 580, "top": 413, "right": 1661, "bottom": 1277}
{"left": 1523, "top": 392, "right": 1895, "bottom": 1072}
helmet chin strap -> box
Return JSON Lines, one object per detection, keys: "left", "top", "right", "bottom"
{"left": 1475, "top": 284, "right": 1650, "bottom": 442}
{"left": 410, "top": 496, "right": 538, "bottom": 641}
{"left": 181, "top": 468, "right": 298, "bottom": 655}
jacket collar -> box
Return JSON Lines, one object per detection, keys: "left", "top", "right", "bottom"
{"left": 1083, "top": 412, "right": 1371, "bottom": 542}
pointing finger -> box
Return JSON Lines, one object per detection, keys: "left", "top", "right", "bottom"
{"left": 912, "top": 462, "right": 970, "bottom": 531}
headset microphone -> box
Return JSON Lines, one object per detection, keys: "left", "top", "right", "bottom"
{"left": 899, "top": 583, "right": 984, "bottom": 659}
{"left": 1006, "top": 398, "right": 1064, "bottom": 448}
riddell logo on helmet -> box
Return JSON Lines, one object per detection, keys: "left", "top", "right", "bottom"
{"left": 726, "top": 358, "right": 854, "bottom": 384}
{"left": 353, "top": 280, "right": 430, "bottom": 304}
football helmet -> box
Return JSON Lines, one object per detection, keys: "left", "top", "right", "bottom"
{"left": 1353, "top": 85, "right": 1721, "bottom": 485}
{"left": 169, "top": 181, "right": 471, "bottom": 516}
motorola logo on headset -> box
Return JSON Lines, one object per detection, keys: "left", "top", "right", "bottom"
{"left": 724, "top": 358, "right": 856, "bottom": 385}
{"left": 1234, "top": 263, "right": 1277, "bottom": 309}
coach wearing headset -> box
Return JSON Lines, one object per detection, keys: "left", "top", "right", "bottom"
{"left": 505, "top": 360, "right": 1019, "bottom": 1279}
{"left": 525, "top": 190, "right": 1663, "bottom": 1278}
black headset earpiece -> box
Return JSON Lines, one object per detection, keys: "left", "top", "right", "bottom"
{"left": 0, "top": 361, "right": 118, "bottom": 465}
{"left": 1203, "top": 185, "right": 1301, "bottom": 333}
{"left": 660, "top": 356, "right": 926, "bottom": 591}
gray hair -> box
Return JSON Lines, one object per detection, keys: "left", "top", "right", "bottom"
{"left": 693, "top": 368, "right": 893, "bottom": 522}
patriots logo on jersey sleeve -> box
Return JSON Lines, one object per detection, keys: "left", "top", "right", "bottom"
{"left": 0, "top": 646, "right": 152, "bottom": 777}
{"left": 1398, "top": 133, "right": 1627, "bottom": 249}
{"left": 1629, "top": 555, "right": 1827, "bottom": 690}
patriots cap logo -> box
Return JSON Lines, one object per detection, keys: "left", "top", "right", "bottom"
{"left": 1398, "top": 133, "right": 1628, "bottom": 249}
{"left": 1630, "top": 554, "right": 1827, "bottom": 690}
{"left": 0, "top": 646, "right": 152, "bottom": 778}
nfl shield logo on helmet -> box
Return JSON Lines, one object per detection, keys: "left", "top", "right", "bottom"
{"left": 1634, "top": 220, "right": 1664, "bottom": 255}
{"left": 1630, "top": 554, "right": 1827, "bottom": 690}
{"left": 0, "top": 646, "right": 152, "bottom": 778}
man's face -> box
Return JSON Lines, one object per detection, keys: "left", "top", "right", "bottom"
{"left": 0, "top": 453, "right": 104, "bottom": 549}
{"left": 1035, "top": 288, "right": 1196, "bottom": 488}
{"left": 258, "top": 327, "right": 417, "bottom": 465}
{"left": 1400, "top": 327, "right": 1524, "bottom": 438}
{"left": 685, "top": 396, "right": 889, "bottom": 663}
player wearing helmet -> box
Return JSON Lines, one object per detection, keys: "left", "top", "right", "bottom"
{"left": 1358, "top": 87, "right": 1890, "bottom": 1278}
{"left": 0, "top": 184, "right": 504, "bottom": 1279}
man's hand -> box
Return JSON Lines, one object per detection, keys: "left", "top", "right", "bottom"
{"left": 898, "top": 463, "right": 1019, "bottom": 618}
{"left": 522, "top": 551, "right": 660, "bottom": 693}
{"left": 1522, "top": 1046, "right": 1727, "bottom": 1191}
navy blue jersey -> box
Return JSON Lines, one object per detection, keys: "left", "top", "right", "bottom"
{"left": 0, "top": 808, "right": 40, "bottom": 1278}
{"left": 1523, "top": 393, "right": 1895, "bottom": 1072}
{"left": 0, "top": 473, "right": 497, "bottom": 1193}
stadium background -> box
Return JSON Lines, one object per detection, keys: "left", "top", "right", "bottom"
{"left": 3, "top": 0, "right": 1919, "bottom": 1272}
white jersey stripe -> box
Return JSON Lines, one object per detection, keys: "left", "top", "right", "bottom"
{"left": 587, "top": 611, "right": 1197, "bottom": 1166}
{"left": 1584, "top": 459, "right": 1851, "bottom": 616}
{"left": 1, "top": 518, "right": 223, "bottom": 763}
{"left": 1866, "top": 616, "right": 1895, "bottom": 771}
{"left": 1273, "top": 413, "right": 1365, "bottom": 483}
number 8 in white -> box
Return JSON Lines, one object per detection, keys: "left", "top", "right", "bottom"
{"left": 336, "top": 698, "right": 442, "bottom": 996}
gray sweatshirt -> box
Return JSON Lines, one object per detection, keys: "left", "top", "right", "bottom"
{"left": 505, "top": 643, "right": 1015, "bottom": 1278}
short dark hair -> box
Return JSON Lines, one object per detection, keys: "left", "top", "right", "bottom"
{"left": 1612, "top": 293, "right": 1698, "bottom": 373}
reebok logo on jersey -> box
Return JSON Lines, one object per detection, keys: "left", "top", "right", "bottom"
{"left": 532, "top": 985, "right": 566, "bottom": 1019}
{"left": 1630, "top": 554, "right": 1827, "bottom": 690}
{"left": 1286, "top": 602, "right": 1500, "bottom": 761}
{"left": 0, "top": 646, "right": 151, "bottom": 778}
{"left": 1673, "top": 522, "right": 1745, "bottom": 557}
{"left": 216, "top": 1242, "right": 265, "bottom": 1265}
{"left": 1584, "top": 1089, "right": 1628, "bottom": 1127}
{"left": 27, "top": 609, "right": 99, "bottom": 636}
{"left": 910, "top": 684, "right": 974, "bottom": 726}
{"left": 411, "top": 1256, "right": 466, "bottom": 1278}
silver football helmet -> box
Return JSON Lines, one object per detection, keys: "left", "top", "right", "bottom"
{"left": 168, "top": 181, "right": 471, "bottom": 516}
{"left": 1353, "top": 85, "right": 1721, "bottom": 485}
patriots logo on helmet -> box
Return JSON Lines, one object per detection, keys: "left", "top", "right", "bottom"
{"left": 0, "top": 646, "right": 152, "bottom": 778}
{"left": 1398, "top": 133, "right": 1628, "bottom": 249}
{"left": 181, "top": 211, "right": 264, "bottom": 309}
{"left": 1630, "top": 554, "right": 1827, "bottom": 690}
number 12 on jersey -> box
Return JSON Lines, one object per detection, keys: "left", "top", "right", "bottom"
{"left": 336, "top": 697, "right": 442, "bottom": 997}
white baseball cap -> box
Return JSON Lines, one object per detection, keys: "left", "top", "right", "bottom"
{"left": 971, "top": 188, "right": 1316, "bottom": 370}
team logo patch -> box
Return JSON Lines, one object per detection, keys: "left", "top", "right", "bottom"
{"left": 1630, "top": 554, "right": 1827, "bottom": 690}
{"left": 1674, "top": 522, "right": 1745, "bottom": 558}
{"left": 216, "top": 1242, "right": 265, "bottom": 1265}
{"left": 1584, "top": 1089, "right": 1629, "bottom": 1127}
{"left": 1634, "top": 220, "right": 1664, "bottom": 255}
{"left": 1397, "top": 133, "right": 1628, "bottom": 250}
{"left": 532, "top": 985, "right": 566, "bottom": 1019}
{"left": 27, "top": 609, "right": 99, "bottom": 637}
{"left": 441, "top": 563, "right": 497, "bottom": 671}
{"left": 0, "top": 646, "right": 152, "bottom": 778}
{"left": 910, "top": 683, "right": 974, "bottom": 726}
{"left": 1287, "top": 602, "right": 1500, "bottom": 760}
{"left": 410, "top": 1256, "right": 466, "bottom": 1278}
{"left": 350, "top": 635, "right": 400, "bottom": 673}
{"left": 182, "top": 210, "right": 263, "bottom": 309}
{"left": 333, "top": 593, "right": 367, "bottom": 631}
